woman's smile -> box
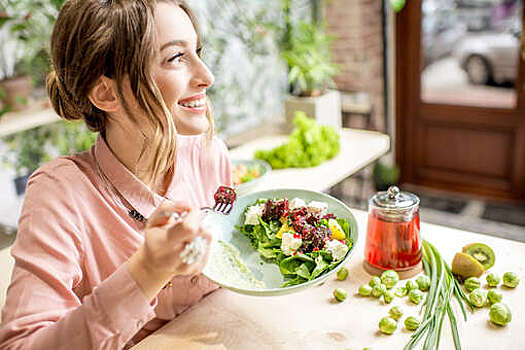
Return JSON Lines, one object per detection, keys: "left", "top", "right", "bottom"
{"left": 177, "top": 92, "right": 207, "bottom": 113}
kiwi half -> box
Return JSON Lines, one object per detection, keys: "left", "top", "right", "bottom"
{"left": 451, "top": 252, "right": 485, "bottom": 279}
{"left": 462, "top": 243, "right": 495, "bottom": 270}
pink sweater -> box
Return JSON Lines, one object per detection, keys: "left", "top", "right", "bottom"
{"left": 0, "top": 134, "right": 232, "bottom": 349}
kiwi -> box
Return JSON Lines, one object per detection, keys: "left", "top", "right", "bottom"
{"left": 462, "top": 243, "right": 495, "bottom": 270}
{"left": 451, "top": 252, "right": 485, "bottom": 279}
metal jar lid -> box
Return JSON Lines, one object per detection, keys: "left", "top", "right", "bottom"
{"left": 369, "top": 186, "right": 420, "bottom": 221}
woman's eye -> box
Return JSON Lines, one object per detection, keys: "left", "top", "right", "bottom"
{"left": 167, "top": 53, "right": 184, "bottom": 63}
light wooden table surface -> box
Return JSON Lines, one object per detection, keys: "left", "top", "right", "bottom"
{"left": 132, "top": 210, "right": 525, "bottom": 349}
{"left": 228, "top": 128, "right": 390, "bottom": 193}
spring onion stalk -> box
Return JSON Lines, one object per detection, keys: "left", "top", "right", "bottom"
{"left": 404, "top": 240, "right": 474, "bottom": 350}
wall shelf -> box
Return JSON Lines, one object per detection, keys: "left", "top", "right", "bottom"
{"left": 0, "top": 102, "right": 60, "bottom": 138}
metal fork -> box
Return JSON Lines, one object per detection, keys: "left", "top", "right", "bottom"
{"left": 201, "top": 185, "right": 237, "bottom": 215}
{"left": 164, "top": 186, "right": 236, "bottom": 224}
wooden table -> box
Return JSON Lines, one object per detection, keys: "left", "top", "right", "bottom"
{"left": 132, "top": 209, "right": 525, "bottom": 350}
{"left": 228, "top": 128, "right": 390, "bottom": 193}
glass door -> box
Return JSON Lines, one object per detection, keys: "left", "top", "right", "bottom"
{"left": 396, "top": 0, "right": 525, "bottom": 200}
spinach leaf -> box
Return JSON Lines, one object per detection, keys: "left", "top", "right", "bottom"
{"left": 296, "top": 263, "right": 311, "bottom": 279}
{"left": 309, "top": 255, "right": 329, "bottom": 280}
{"left": 281, "top": 276, "right": 307, "bottom": 288}
{"left": 279, "top": 254, "right": 314, "bottom": 276}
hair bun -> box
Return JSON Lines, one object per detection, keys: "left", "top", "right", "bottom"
{"left": 46, "top": 69, "right": 83, "bottom": 121}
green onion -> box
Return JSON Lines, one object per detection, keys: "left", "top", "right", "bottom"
{"left": 404, "top": 240, "right": 474, "bottom": 350}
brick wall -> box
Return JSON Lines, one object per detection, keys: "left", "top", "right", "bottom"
{"left": 324, "top": 0, "right": 385, "bottom": 132}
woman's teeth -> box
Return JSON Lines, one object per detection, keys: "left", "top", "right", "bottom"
{"left": 179, "top": 98, "right": 205, "bottom": 108}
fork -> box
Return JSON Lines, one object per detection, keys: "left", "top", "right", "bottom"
{"left": 201, "top": 185, "right": 237, "bottom": 215}
{"left": 175, "top": 186, "right": 236, "bottom": 265}
{"left": 167, "top": 185, "right": 237, "bottom": 223}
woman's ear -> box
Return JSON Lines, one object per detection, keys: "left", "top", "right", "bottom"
{"left": 88, "top": 76, "right": 119, "bottom": 113}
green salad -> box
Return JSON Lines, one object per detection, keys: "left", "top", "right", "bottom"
{"left": 237, "top": 197, "right": 353, "bottom": 287}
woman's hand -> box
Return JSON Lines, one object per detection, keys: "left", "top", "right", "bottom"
{"left": 127, "top": 201, "right": 212, "bottom": 301}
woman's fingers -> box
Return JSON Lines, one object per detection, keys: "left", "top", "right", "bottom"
{"left": 142, "top": 200, "right": 215, "bottom": 276}
{"left": 167, "top": 207, "right": 201, "bottom": 242}
{"left": 147, "top": 200, "right": 191, "bottom": 228}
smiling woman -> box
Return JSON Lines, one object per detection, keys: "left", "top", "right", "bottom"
{"left": 0, "top": 1, "right": 232, "bottom": 350}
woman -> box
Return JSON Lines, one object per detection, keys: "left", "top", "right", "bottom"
{"left": 0, "top": 0, "right": 232, "bottom": 349}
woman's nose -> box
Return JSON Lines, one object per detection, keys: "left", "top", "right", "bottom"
{"left": 192, "top": 58, "right": 214, "bottom": 89}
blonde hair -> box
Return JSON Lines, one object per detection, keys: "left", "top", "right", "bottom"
{"left": 47, "top": 0, "right": 214, "bottom": 186}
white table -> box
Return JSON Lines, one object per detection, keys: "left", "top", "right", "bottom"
{"left": 132, "top": 209, "right": 525, "bottom": 350}
{"left": 229, "top": 128, "right": 390, "bottom": 193}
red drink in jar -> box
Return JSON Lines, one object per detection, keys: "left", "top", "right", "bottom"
{"left": 364, "top": 186, "right": 422, "bottom": 275}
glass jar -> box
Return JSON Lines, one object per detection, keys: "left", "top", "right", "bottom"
{"left": 364, "top": 186, "right": 422, "bottom": 275}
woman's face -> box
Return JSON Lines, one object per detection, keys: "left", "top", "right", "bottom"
{"left": 151, "top": 3, "right": 214, "bottom": 135}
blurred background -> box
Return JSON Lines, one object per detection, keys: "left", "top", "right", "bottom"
{"left": 0, "top": 0, "right": 524, "bottom": 251}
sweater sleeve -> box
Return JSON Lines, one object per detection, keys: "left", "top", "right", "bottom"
{"left": 0, "top": 166, "right": 156, "bottom": 350}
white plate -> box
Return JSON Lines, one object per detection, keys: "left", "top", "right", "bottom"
{"left": 202, "top": 188, "right": 359, "bottom": 296}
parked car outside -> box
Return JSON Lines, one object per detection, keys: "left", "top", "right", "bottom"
{"left": 454, "top": 28, "right": 520, "bottom": 85}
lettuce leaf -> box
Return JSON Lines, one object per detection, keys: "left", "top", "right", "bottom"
{"left": 255, "top": 111, "right": 340, "bottom": 169}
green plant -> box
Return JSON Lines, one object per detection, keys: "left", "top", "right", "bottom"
{"left": 0, "top": 0, "right": 64, "bottom": 83}
{"left": 2, "top": 126, "right": 54, "bottom": 176}
{"left": 2, "top": 121, "right": 96, "bottom": 176}
{"left": 281, "top": 20, "right": 339, "bottom": 97}
{"left": 404, "top": 241, "right": 475, "bottom": 350}
{"left": 50, "top": 121, "right": 98, "bottom": 155}
{"left": 254, "top": 110, "right": 340, "bottom": 169}
{"left": 373, "top": 160, "right": 400, "bottom": 191}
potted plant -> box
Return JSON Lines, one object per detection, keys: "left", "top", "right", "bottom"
{"left": 50, "top": 121, "right": 98, "bottom": 156}
{"left": 2, "top": 126, "right": 54, "bottom": 195}
{"left": 2, "top": 121, "right": 96, "bottom": 195}
{"left": 0, "top": 1, "right": 62, "bottom": 115}
{"left": 281, "top": 19, "right": 341, "bottom": 132}
{"left": 373, "top": 159, "right": 400, "bottom": 191}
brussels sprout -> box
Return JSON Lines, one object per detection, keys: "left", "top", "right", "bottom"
{"left": 489, "top": 302, "right": 512, "bottom": 326}
{"left": 369, "top": 276, "right": 382, "bottom": 288}
{"left": 405, "top": 280, "right": 418, "bottom": 291}
{"left": 408, "top": 289, "right": 424, "bottom": 305}
{"left": 383, "top": 290, "right": 395, "bottom": 304}
{"left": 389, "top": 306, "right": 403, "bottom": 320}
{"left": 487, "top": 289, "right": 503, "bottom": 305}
{"left": 336, "top": 267, "right": 349, "bottom": 281}
{"left": 394, "top": 287, "right": 407, "bottom": 297}
{"left": 503, "top": 272, "right": 520, "bottom": 288}
{"left": 468, "top": 289, "right": 487, "bottom": 308}
{"left": 486, "top": 273, "right": 500, "bottom": 288}
{"left": 372, "top": 284, "right": 387, "bottom": 298}
{"left": 333, "top": 288, "right": 348, "bottom": 302}
{"left": 416, "top": 275, "right": 431, "bottom": 291}
{"left": 464, "top": 277, "right": 481, "bottom": 292}
{"left": 404, "top": 316, "right": 420, "bottom": 331}
{"left": 358, "top": 284, "right": 373, "bottom": 297}
{"left": 378, "top": 316, "right": 397, "bottom": 335}
{"left": 381, "top": 270, "right": 400, "bottom": 289}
